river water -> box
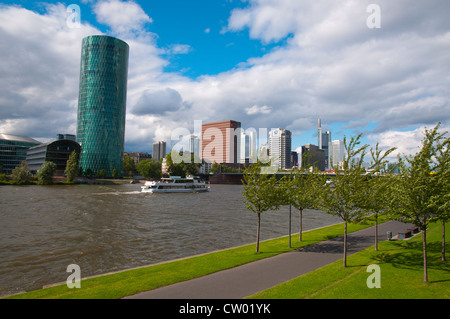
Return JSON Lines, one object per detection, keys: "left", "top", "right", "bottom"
{"left": 0, "top": 183, "right": 340, "bottom": 296}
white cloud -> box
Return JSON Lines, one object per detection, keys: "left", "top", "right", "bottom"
{"left": 368, "top": 124, "right": 450, "bottom": 160}
{"left": 164, "top": 44, "right": 192, "bottom": 55}
{"left": 246, "top": 105, "right": 271, "bottom": 115}
{"left": 93, "top": 0, "right": 153, "bottom": 36}
{"left": 0, "top": 0, "right": 449, "bottom": 157}
{"left": 131, "top": 88, "right": 188, "bottom": 115}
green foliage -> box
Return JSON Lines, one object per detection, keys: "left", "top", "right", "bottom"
{"left": 37, "top": 161, "right": 57, "bottom": 185}
{"left": 241, "top": 163, "right": 285, "bottom": 252}
{"left": 391, "top": 124, "right": 448, "bottom": 228}
{"left": 136, "top": 159, "right": 161, "bottom": 179}
{"left": 11, "top": 161, "right": 31, "bottom": 183}
{"left": 165, "top": 151, "right": 202, "bottom": 178}
{"left": 281, "top": 158, "right": 327, "bottom": 241}
{"left": 96, "top": 169, "right": 107, "bottom": 178}
{"left": 84, "top": 168, "right": 94, "bottom": 177}
{"left": 65, "top": 150, "right": 78, "bottom": 182}
{"left": 317, "top": 134, "right": 369, "bottom": 223}
{"left": 112, "top": 168, "right": 118, "bottom": 179}
{"left": 248, "top": 221, "right": 450, "bottom": 299}
{"left": 315, "top": 134, "right": 369, "bottom": 267}
{"left": 123, "top": 155, "right": 136, "bottom": 177}
{"left": 390, "top": 123, "right": 449, "bottom": 281}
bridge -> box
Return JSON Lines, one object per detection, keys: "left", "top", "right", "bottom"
{"left": 207, "top": 172, "right": 337, "bottom": 184}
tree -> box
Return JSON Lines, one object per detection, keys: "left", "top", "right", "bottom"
{"left": 363, "top": 143, "right": 396, "bottom": 251}
{"left": 11, "top": 161, "right": 31, "bottom": 183}
{"left": 37, "top": 161, "right": 57, "bottom": 185}
{"left": 241, "top": 164, "right": 284, "bottom": 253}
{"left": 84, "top": 168, "right": 94, "bottom": 178}
{"left": 165, "top": 152, "right": 202, "bottom": 178}
{"left": 65, "top": 150, "right": 78, "bottom": 182}
{"left": 123, "top": 155, "right": 136, "bottom": 177}
{"left": 391, "top": 123, "right": 448, "bottom": 282}
{"left": 284, "top": 165, "right": 326, "bottom": 242}
{"left": 112, "top": 168, "right": 119, "bottom": 179}
{"left": 136, "top": 159, "right": 161, "bottom": 179}
{"left": 315, "top": 134, "right": 368, "bottom": 267}
{"left": 428, "top": 129, "right": 449, "bottom": 262}
{"left": 96, "top": 169, "right": 107, "bottom": 178}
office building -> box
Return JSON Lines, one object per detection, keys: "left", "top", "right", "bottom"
{"left": 201, "top": 120, "right": 241, "bottom": 164}
{"left": 291, "top": 151, "right": 299, "bottom": 167}
{"left": 318, "top": 117, "right": 332, "bottom": 169}
{"left": 329, "top": 140, "right": 345, "bottom": 169}
{"left": 26, "top": 135, "right": 81, "bottom": 175}
{"left": 240, "top": 130, "right": 257, "bottom": 164}
{"left": 153, "top": 141, "right": 166, "bottom": 161}
{"left": 301, "top": 144, "right": 326, "bottom": 171}
{"left": 76, "top": 35, "right": 129, "bottom": 177}
{"left": 190, "top": 135, "right": 201, "bottom": 158}
{"left": 321, "top": 131, "right": 331, "bottom": 169}
{"left": 269, "top": 128, "right": 292, "bottom": 169}
{"left": 0, "top": 134, "right": 41, "bottom": 174}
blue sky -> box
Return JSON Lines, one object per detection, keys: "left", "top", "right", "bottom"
{"left": 0, "top": 0, "right": 449, "bottom": 160}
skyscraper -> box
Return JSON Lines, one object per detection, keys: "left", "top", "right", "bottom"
{"left": 330, "top": 140, "right": 345, "bottom": 169}
{"left": 77, "top": 35, "right": 129, "bottom": 177}
{"left": 321, "top": 130, "right": 331, "bottom": 169}
{"left": 318, "top": 117, "right": 322, "bottom": 149}
{"left": 201, "top": 120, "right": 241, "bottom": 164}
{"left": 318, "top": 117, "right": 331, "bottom": 169}
{"left": 153, "top": 141, "right": 166, "bottom": 161}
{"left": 269, "top": 128, "right": 292, "bottom": 169}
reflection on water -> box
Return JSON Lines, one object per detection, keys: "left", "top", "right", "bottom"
{"left": 0, "top": 183, "right": 340, "bottom": 296}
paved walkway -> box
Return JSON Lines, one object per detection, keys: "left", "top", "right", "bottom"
{"left": 124, "top": 220, "right": 416, "bottom": 299}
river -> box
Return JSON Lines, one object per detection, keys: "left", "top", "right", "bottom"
{"left": 0, "top": 183, "right": 341, "bottom": 296}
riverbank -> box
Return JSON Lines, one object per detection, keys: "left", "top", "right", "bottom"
{"left": 0, "top": 176, "right": 142, "bottom": 185}
{"left": 248, "top": 220, "right": 449, "bottom": 299}
{"left": 6, "top": 219, "right": 447, "bottom": 300}
{"left": 4, "top": 221, "right": 371, "bottom": 299}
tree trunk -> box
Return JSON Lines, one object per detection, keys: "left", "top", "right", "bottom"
{"left": 442, "top": 220, "right": 446, "bottom": 262}
{"left": 256, "top": 213, "right": 261, "bottom": 253}
{"left": 299, "top": 207, "right": 303, "bottom": 242}
{"left": 423, "top": 226, "right": 428, "bottom": 282}
{"left": 343, "top": 220, "right": 347, "bottom": 267}
{"left": 375, "top": 212, "right": 378, "bottom": 251}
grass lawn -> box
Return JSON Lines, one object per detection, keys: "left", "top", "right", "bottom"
{"left": 4, "top": 221, "right": 371, "bottom": 299}
{"left": 247, "top": 221, "right": 450, "bottom": 299}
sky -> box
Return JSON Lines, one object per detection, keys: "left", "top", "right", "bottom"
{"left": 0, "top": 0, "right": 449, "bottom": 161}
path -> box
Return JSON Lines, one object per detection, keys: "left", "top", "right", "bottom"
{"left": 124, "top": 220, "right": 415, "bottom": 299}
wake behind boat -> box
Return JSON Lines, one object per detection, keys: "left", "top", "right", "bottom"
{"left": 141, "top": 176, "right": 210, "bottom": 193}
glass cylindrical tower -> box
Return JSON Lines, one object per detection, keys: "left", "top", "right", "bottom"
{"left": 77, "top": 35, "right": 129, "bottom": 177}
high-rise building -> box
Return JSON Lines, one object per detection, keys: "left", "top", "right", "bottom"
{"left": 189, "top": 135, "right": 200, "bottom": 158}
{"left": 76, "top": 35, "right": 129, "bottom": 177}
{"left": 318, "top": 117, "right": 331, "bottom": 169}
{"left": 301, "top": 144, "right": 326, "bottom": 171}
{"left": 318, "top": 117, "right": 322, "bottom": 149}
{"left": 321, "top": 131, "right": 331, "bottom": 169}
{"left": 269, "top": 128, "right": 292, "bottom": 169}
{"left": 329, "top": 140, "right": 345, "bottom": 169}
{"left": 240, "top": 129, "right": 257, "bottom": 164}
{"left": 153, "top": 141, "right": 166, "bottom": 161}
{"left": 201, "top": 120, "right": 241, "bottom": 164}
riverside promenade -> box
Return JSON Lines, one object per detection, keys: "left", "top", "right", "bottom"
{"left": 125, "top": 220, "right": 415, "bottom": 299}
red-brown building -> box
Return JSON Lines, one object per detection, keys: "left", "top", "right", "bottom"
{"left": 201, "top": 120, "right": 241, "bottom": 164}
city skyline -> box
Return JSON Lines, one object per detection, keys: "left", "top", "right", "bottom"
{"left": 0, "top": 0, "right": 449, "bottom": 163}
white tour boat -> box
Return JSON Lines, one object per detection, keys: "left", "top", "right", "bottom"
{"left": 141, "top": 176, "right": 209, "bottom": 193}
